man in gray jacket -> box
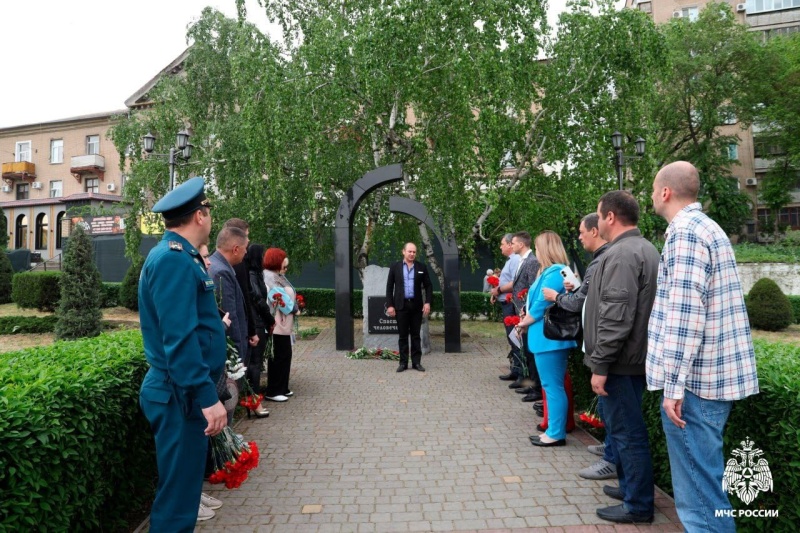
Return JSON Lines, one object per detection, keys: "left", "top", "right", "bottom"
{"left": 584, "top": 191, "right": 659, "bottom": 524}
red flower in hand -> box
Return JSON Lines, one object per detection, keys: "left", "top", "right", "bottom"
{"left": 516, "top": 289, "right": 528, "bottom": 301}
{"left": 487, "top": 276, "right": 500, "bottom": 288}
{"left": 504, "top": 293, "right": 512, "bottom": 303}
{"left": 296, "top": 294, "right": 306, "bottom": 310}
{"left": 503, "top": 315, "right": 520, "bottom": 327}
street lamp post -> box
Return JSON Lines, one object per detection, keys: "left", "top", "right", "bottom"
{"left": 611, "top": 131, "right": 646, "bottom": 190}
{"left": 142, "top": 130, "right": 194, "bottom": 191}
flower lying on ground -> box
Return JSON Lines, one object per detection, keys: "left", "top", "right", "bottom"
{"left": 346, "top": 347, "right": 400, "bottom": 360}
{"left": 208, "top": 427, "right": 260, "bottom": 489}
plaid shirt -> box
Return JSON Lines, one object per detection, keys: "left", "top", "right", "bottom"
{"left": 647, "top": 203, "right": 759, "bottom": 401}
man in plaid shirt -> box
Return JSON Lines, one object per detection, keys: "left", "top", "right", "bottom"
{"left": 647, "top": 161, "right": 759, "bottom": 532}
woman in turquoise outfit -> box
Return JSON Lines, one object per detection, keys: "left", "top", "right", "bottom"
{"left": 516, "top": 231, "right": 577, "bottom": 446}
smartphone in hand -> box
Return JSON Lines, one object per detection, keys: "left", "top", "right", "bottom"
{"left": 560, "top": 266, "right": 581, "bottom": 290}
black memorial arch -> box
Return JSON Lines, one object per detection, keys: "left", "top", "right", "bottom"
{"left": 334, "top": 164, "right": 461, "bottom": 353}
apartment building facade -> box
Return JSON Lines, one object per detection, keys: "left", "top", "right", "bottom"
{"left": 628, "top": 0, "right": 800, "bottom": 235}
{"left": 1, "top": 111, "right": 128, "bottom": 262}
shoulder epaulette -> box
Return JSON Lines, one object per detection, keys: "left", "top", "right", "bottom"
{"left": 169, "top": 241, "right": 183, "bottom": 251}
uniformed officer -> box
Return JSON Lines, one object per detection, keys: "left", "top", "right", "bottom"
{"left": 139, "top": 177, "right": 228, "bottom": 532}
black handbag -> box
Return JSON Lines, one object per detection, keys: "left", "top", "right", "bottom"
{"left": 543, "top": 304, "right": 581, "bottom": 341}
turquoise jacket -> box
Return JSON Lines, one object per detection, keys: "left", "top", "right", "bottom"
{"left": 526, "top": 264, "right": 578, "bottom": 354}
{"left": 139, "top": 230, "right": 227, "bottom": 409}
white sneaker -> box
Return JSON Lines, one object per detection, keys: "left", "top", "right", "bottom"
{"left": 265, "top": 395, "right": 289, "bottom": 402}
{"left": 587, "top": 444, "right": 605, "bottom": 457}
{"left": 197, "top": 503, "right": 216, "bottom": 522}
{"left": 201, "top": 492, "right": 223, "bottom": 510}
{"left": 284, "top": 391, "right": 294, "bottom": 397}
{"left": 579, "top": 459, "right": 618, "bottom": 480}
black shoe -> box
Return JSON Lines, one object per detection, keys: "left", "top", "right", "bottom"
{"left": 397, "top": 364, "right": 408, "bottom": 373}
{"left": 533, "top": 400, "right": 544, "bottom": 408}
{"left": 536, "top": 423, "right": 546, "bottom": 432}
{"left": 603, "top": 485, "right": 623, "bottom": 501}
{"left": 533, "top": 405, "right": 544, "bottom": 417}
{"left": 515, "top": 386, "right": 535, "bottom": 394}
{"left": 521, "top": 393, "right": 542, "bottom": 402}
{"left": 499, "top": 373, "right": 518, "bottom": 381}
{"left": 529, "top": 435, "right": 566, "bottom": 447}
{"left": 596, "top": 504, "right": 653, "bottom": 524}
{"left": 412, "top": 364, "right": 425, "bottom": 372}
{"left": 508, "top": 380, "right": 524, "bottom": 389}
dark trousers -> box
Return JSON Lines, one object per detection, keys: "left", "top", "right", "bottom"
{"left": 396, "top": 299, "right": 423, "bottom": 366}
{"left": 265, "top": 334, "right": 293, "bottom": 396}
{"left": 603, "top": 374, "right": 654, "bottom": 515}
{"left": 525, "top": 346, "right": 542, "bottom": 391}
{"left": 501, "top": 301, "right": 522, "bottom": 376}
{"left": 246, "top": 330, "right": 267, "bottom": 393}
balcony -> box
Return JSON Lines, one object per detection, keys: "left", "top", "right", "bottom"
{"left": 70, "top": 154, "right": 105, "bottom": 181}
{"left": 2, "top": 161, "right": 36, "bottom": 180}
{"left": 754, "top": 157, "right": 776, "bottom": 171}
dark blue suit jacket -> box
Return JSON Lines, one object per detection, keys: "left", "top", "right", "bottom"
{"left": 209, "top": 251, "right": 248, "bottom": 362}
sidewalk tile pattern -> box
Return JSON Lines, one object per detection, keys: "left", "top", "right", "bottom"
{"left": 188, "top": 327, "right": 682, "bottom": 532}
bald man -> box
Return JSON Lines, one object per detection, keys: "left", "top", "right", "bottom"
{"left": 647, "top": 161, "right": 759, "bottom": 532}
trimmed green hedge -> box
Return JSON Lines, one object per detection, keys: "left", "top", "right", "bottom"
{"left": 570, "top": 341, "right": 799, "bottom": 532}
{"left": 0, "top": 315, "right": 59, "bottom": 335}
{"left": 297, "top": 288, "right": 502, "bottom": 321}
{"left": 0, "top": 330, "right": 156, "bottom": 531}
{"left": 788, "top": 295, "right": 800, "bottom": 324}
{"left": 11, "top": 271, "right": 62, "bottom": 312}
{"left": 10, "top": 271, "right": 120, "bottom": 311}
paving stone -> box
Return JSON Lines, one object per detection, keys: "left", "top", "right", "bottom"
{"left": 191, "top": 326, "right": 680, "bottom": 532}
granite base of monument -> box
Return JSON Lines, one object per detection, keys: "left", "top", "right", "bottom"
{"left": 362, "top": 264, "right": 430, "bottom": 354}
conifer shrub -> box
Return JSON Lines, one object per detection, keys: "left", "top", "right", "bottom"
{"left": 746, "top": 277, "right": 794, "bottom": 331}
{"left": 0, "top": 249, "right": 13, "bottom": 304}
{"left": 119, "top": 257, "right": 143, "bottom": 311}
{"left": 55, "top": 225, "right": 102, "bottom": 340}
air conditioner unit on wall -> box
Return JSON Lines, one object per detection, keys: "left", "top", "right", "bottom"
{"left": 672, "top": 10, "right": 682, "bottom": 18}
{"left": 31, "top": 182, "right": 42, "bottom": 189}
{"left": 1, "top": 185, "right": 10, "bottom": 193}
{"left": 746, "top": 178, "right": 758, "bottom": 186}
{"left": 736, "top": 3, "right": 746, "bottom": 12}
{"left": 106, "top": 183, "right": 116, "bottom": 192}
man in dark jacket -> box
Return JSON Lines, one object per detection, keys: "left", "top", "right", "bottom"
{"left": 584, "top": 191, "right": 659, "bottom": 525}
{"left": 208, "top": 227, "right": 257, "bottom": 379}
{"left": 386, "top": 242, "right": 433, "bottom": 372}
{"left": 543, "top": 213, "right": 616, "bottom": 481}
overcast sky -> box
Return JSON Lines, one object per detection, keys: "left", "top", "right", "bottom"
{"left": 0, "top": 0, "right": 571, "bottom": 129}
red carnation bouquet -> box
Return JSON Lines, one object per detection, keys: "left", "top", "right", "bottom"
{"left": 208, "top": 427, "right": 260, "bottom": 489}
{"left": 504, "top": 293, "right": 512, "bottom": 303}
{"left": 579, "top": 396, "right": 605, "bottom": 429}
{"left": 503, "top": 315, "right": 520, "bottom": 327}
{"left": 295, "top": 294, "right": 306, "bottom": 311}
{"left": 486, "top": 275, "right": 500, "bottom": 288}
{"left": 516, "top": 288, "right": 528, "bottom": 302}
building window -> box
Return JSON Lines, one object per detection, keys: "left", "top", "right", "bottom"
{"left": 50, "top": 180, "right": 63, "bottom": 198}
{"left": 86, "top": 135, "right": 100, "bottom": 155}
{"left": 85, "top": 177, "right": 99, "bottom": 193}
{"left": 15, "top": 141, "right": 32, "bottom": 162}
{"left": 637, "top": 1, "right": 652, "bottom": 13}
{"left": 55, "top": 211, "right": 66, "bottom": 250}
{"left": 728, "top": 144, "right": 739, "bottom": 160}
{"left": 15, "top": 215, "right": 28, "bottom": 249}
{"left": 747, "top": 0, "right": 800, "bottom": 14}
{"left": 757, "top": 207, "right": 800, "bottom": 230}
{"left": 50, "top": 139, "right": 64, "bottom": 164}
{"left": 16, "top": 183, "right": 29, "bottom": 200}
{"left": 681, "top": 6, "right": 699, "bottom": 20}
{"left": 35, "top": 213, "right": 49, "bottom": 250}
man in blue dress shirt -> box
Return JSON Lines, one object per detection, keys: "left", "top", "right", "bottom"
{"left": 139, "top": 177, "right": 228, "bottom": 532}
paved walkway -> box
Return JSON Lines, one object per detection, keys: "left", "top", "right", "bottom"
{"left": 194, "top": 327, "right": 681, "bottom": 532}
